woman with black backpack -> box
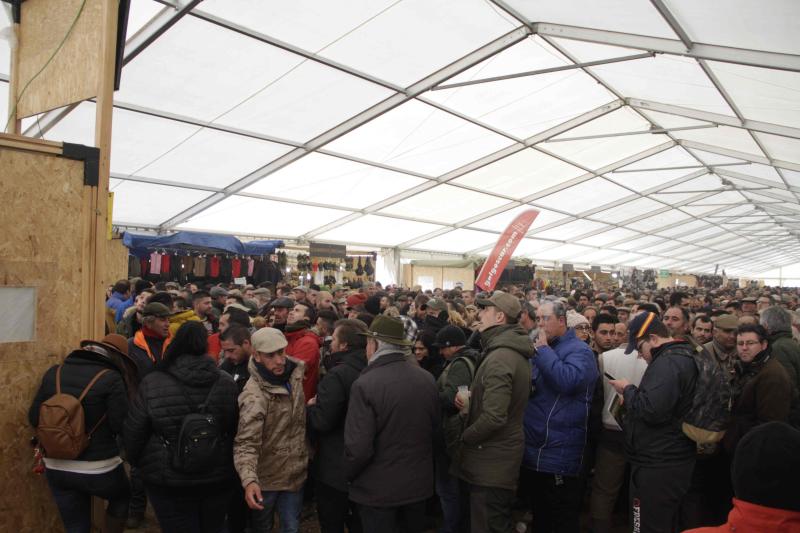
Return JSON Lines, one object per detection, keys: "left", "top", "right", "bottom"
{"left": 28, "top": 333, "right": 136, "bottom": 533}
{"left": 123, "top": 321, "right": 239, "bottom": 533}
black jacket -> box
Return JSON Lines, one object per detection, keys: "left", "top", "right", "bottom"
{"left": 307, "top": 348, "right": 367, "bottom": 492}
{"left": 623, "top": 340, "right": 698, "bottom": 466}
{"left": 123, "top": 355, "right": 239, "bottom": 487}
{"left": 219, "top": 357, "right": 250, "bottom": 395}
{"left": 344, "top": 351, "right": 440, "bottom": 506}
{"left": 127, "top": 335, "right": 167, "bottom": 381}
{"left": 29, "top": 350, "right": 129, "bottom": 461}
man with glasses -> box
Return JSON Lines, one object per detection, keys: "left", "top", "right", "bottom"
{"left": 609, "top": 312, "right": 698, "bottom": 533}
{"left": 723, "top": 324, "right": 792, "bottom": 454}
{"left": 522, "top": 300, "right": 598, "bottom": 532}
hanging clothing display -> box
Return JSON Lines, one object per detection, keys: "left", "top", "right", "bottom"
{"left": 160, "top": 254, "right": 171, "bottom": 279}
{"left": 149, "top": 252, "right": 162, "bottom": 275}
{"left": 193, "top": 257, "right": 207, "bottom": 278}
{"left": 231, "top": 258, "right": 242, "bottom": 278}
{"left": 247, "top": 259, "right": 255, "bottom": 277}
{"left": 209, "top": 256, "right": 221, "bottom": 278}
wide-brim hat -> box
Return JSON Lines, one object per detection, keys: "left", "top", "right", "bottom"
{"left": 80, "top": 333, "right": 129, "bottom": 357}
{"left": 357, "top": 314, "right": 412, "bottom": 346}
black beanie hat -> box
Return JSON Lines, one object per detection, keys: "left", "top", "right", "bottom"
{"left": 731, "top": 421, "right": 800, "bottom": 512}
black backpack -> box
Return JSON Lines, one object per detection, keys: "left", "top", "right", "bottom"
{"left": 164, "top": 374, "right": 223, "bottom": 473}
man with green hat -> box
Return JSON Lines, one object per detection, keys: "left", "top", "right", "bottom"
{"left": 127, "top": 302, "right": 172, "bottom": 380}
{"left": 344, "top": 315, "right": 440, "bottom": 532}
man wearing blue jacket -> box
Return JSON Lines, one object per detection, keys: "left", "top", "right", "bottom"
{"left": 524, "top": 299, "right": 598, "bottom": 532}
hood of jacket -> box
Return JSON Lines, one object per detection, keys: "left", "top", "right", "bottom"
{"left": 331, "top": 348, "right": 367, "bottom": 372}
{"left": 480, "top": 324, "right": 533, "bottom": 359}
{"left": 169, "top": 309, "right": 200, "bottom": 324}
{"left": 165, "top": 354, "right": 220, "bottom": 387}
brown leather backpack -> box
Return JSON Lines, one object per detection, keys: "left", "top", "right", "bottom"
{"left": 36, "top": 366, "right": 110, "bottom": 459}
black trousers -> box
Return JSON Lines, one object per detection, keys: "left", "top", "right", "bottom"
{"left": 316, "top": 480, "right": 362, "bottom": 533}
{"left": 679, "top": 453, "right": 732, "bottom": 530}
{"left": 630, "top": 461, "right": 694, "bottom": 533}
{"left": 128, "top": 465, "right": 147, "bottom": 518}
{"left": 526, "top": 470, "right": 582, "bottom": 533}
{"left": 146, "top": 481, "right": 233, "bottom": 533}
{"left": 46, "top": 464, "right": 130, "bottom": 532}
{"left": 225, "top": 482, "right": 250, "bottom": 533}
{"left": 359, "top": 500, "right": 426, "bottom": 533}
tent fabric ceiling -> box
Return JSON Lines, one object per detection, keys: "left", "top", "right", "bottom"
{"left": 3, "top": 0, "right": 800, "bottom": 277}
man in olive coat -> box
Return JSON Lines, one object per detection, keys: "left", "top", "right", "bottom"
{"left": 453, "top": 291, "right": 532, "bottom": 533}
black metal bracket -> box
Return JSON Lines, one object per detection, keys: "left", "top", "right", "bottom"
{"left": 1, "top": 0, "right": 24, "bottom": 24}
{"left": 61, "top": 142, "right": 100, "bottom": 187}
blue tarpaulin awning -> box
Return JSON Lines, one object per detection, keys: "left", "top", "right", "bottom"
{"left": 122, "top": 231, "right": 283, "bottom": 257}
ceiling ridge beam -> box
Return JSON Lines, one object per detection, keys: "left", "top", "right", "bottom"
{"left": 680, "top": 140, "right": 800, "bottom": 172}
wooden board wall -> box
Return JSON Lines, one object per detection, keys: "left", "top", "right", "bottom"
{"left": 0, "top": 146, "right": 86, "bottom": 532}
{"left": 15, "top": 0, "right": 104, "bottom": 118}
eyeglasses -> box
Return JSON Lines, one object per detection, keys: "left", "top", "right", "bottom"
{"left": 574, "top": 325, "right": 591, "bottom": 331}
{"left": 736, "top": 340, "right": 761, "bottom": 347}
{"left": 536, "top": 315, "right": 552, "bottom": 322}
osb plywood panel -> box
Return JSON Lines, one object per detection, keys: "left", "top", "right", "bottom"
{"left": 0, "top": 147, "right": 85, "bottom": 532}
{"left": 106, "top": 237, "right": 130, "bottom": 286}
{"left": 16, "top": 0, "right": 104, "bottom": 118}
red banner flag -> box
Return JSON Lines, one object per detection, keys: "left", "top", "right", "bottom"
{"left": 474, "top": 209, "right": 539, "bottom": 292}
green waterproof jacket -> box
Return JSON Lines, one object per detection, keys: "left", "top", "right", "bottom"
{"left": 454, "top": 324, "right": 533, "bottom": 490}
{"left": 436, "top": 347, "right": 480, "bottom": 457}
{"left": 769, "top": 331, "right": 800, "bottom": 395}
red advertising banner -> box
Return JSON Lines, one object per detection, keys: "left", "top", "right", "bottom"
{"left": 474, "top": 209, "right": 539, "bottom": 292}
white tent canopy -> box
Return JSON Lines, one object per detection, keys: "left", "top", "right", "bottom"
{"left": 3, "top": 0, "right": 800, "bottom": 278}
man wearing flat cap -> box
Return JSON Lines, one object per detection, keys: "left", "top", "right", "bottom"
{"left": 704, "top": 314, "right": 739, "bottom": 377}
{"left": 453, "top": 290, "right": 532, "bottom": 533}
{"left": 609, "top": 311, "right": 698, "bottom": 533}
{"left": 127, "top": 302, "right": 172, "bottom": 380}
{"left": 344, "top": 315, "right": 439, "bottom": 532}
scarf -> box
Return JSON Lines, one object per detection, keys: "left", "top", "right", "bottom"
{"left": 733, "top": 348, "right": 771, "bottom": 400}
{"left": 285, "top": 320, "right": 310, "bottom": 334}
{"left": 255, "top": 359, "right": 296, "bottom": 386}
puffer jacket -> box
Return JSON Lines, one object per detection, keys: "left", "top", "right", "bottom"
{"left": 233, "top": 357, "right": 308, "bottom": 491}
{"left": 168, "top": 310, "right": 202, "bottom": 337}
{"left": 524, "top": 328, "right": 599, "bottom": 476}
{"left": 123, "top": 355, "right": 239, "bottom": 486}
{"left": 622, "top": 340, "right": 698, "bottom": 466}
{"left": 455, "top": 324, "right": 532, "bottom": 490}
{"left": 307, "top": 348, "right": 367, "bottom": 492}
{"left": 29, "top": 349, "right": 129, "bottom": 461}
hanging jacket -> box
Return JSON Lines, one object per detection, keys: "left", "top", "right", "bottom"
{"left": 523, "top": 328, "right": 598, "bottom": 476}
{"left": 123, "top": 355, "right": 238, "bottom": 487}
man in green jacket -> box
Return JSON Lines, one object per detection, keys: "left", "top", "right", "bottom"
{"left": 453, "top": 291, "right": 532, "bottom": 533}
{"left": 760, "top": 306, "right": 800, "bottom": 395}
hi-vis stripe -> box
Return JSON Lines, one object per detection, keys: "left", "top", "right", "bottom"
{"left": 636, "top": 312, "right": 656, "bottom": 339}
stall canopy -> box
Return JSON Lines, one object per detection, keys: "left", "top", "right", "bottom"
{"left": 3, "top": 1, "right": 799, "bottom": 278}
{"left": 122, "top": 231, "right": 282, "bottom": 257}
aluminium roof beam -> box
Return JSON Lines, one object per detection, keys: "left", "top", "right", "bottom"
{"left": 529, "top": 22, "right": 800, "bottom": 73}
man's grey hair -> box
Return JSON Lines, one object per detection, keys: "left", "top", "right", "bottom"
{"left": 759, "top": 306, "right": 792, "bottom": 334}
{"left": 539, "top": 299, "right": 567, "bottom": 320}
{"left": 375, "top": 339, "right": 406, "bottom": 352}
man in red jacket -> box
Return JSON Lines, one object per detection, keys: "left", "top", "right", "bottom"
{"left": 684, "top": 421, "right": 800, "bottom": 532}
{"left": 285, "top": 302, "right": 322, "bottom": 401}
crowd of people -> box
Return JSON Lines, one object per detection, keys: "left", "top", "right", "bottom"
{"left": 28, "top": 276, "right": 800, "bottom": 533}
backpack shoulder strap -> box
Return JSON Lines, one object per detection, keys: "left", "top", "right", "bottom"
{"left": 55, "top": 365, "right": 64, "bottom": 394}
{"left": 454, "top": 355, "right": 476, "bottom": 381}
{"left": 198, "top": 376, "right": 221, "bottom": 413}
{"left": 77, "top": 369, "right": 112, "bottom": 402}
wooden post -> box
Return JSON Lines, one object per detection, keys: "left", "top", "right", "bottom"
{"left": 6, "top": 17, "right": 21, "bottom": 134}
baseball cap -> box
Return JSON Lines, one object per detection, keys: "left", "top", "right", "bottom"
{"left": 251, "top": 327, "right": 288, "bottom": 354}
{"left": 432, "top": 325, "right": 466, "bottom": 348}
{"left": 475, "top": 290, "right": 521, "bottom": 319}
{"left": 625, "top": 311, "right": 659, "bottom": 354}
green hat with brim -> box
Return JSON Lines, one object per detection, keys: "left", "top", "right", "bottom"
{"left": 357, "top": 314, "right": 413, "bottom": 346}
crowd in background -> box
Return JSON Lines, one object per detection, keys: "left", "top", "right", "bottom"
{"left": 28, "top": 275, "right": 800, "bottom": 533}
